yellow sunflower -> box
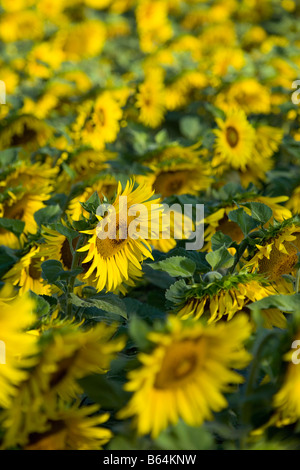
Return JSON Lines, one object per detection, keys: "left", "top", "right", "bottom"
{"left": 245, "top": 222, "right": 300, "bottom": 293}
{"left": 136, "top": 69, "right": 166, "bottom": 128}
{"left": 213, "top": 108, "right": 256, "bottom": 172}
{"left": 73, "top": 92, "right": 123, "bottom": 150}
{"left": 215, "top": 79, "right": 271, "bottom": 115}
{"left": 137, "top": 143, "right": 212, "bottom": 198}
{"left": 0, "top": 284, "right": 38, "bottom": 408}
{"left": 118, "top": 314, "right": 251, "bottom": 438}
{"left": 272, "top": 335, "right": 300, "bottom": 427}
{"left": 3, "top": 246, "right": 52, "bottom": 295}
{"left": 0, "top": 115, "right": 53, "bottom": 151}
{"left": 24, "top": 403, "right": 112, "bottom": 451}
{"left": 0, "top": 162, "right": 57, "bottom": 248}
{"left": 204, "top": 195, "right": 292, "bottom": 251}
{"left": 173, "top": 273, "right": 285, "bottom": 328}
{"left": 78, "top": 180, "right": 162, "bottom": 293}
{"left": 53, "top": 20, "right": 106, "bottom": 61}
{"left": 287, "top": 186, "right": 300, "bottom": 215}
{"left": 2, "top": 399, "right": 112, "bottom": 450}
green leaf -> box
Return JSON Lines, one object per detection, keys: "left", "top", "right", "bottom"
{"left": 29, "top": 291, "right": 50, "bottom": 317}
{"left": 240, "top": 202, "right": 273, "bottom": 224}
{"left": 0, "top": 218, "right": 25, "bottom": 237}
{"left": 69, "top": 293, "right": 127, "bottom": 319}
{"left": 179, "top": 116, "right": 202, "bottom": 140}
{"left": 34, "top": 204, "right": 62, "bottom": 226}
{"left": 248, "top": 294, "right": 300, "bottom": 313}
{"left": 41, "top": 259, "right": 64, "bottom": 283}
{"left": 148, "top": 256, "right": 196, "bottom": 278}
{"left": 80, "top": 191, "right": 101, "bottom": 214}
{"left": 228, "top": 207, "right": 260, "bottom": 236}
{"left": 78, "top": 374, "right": 129, "bottom": 410}
{"left": 129, "top": 315, "right": 152, "bottom": 350}
{"left": 211, "top": 231, "right": 233, "bottom": 251}
{"left": 205, "top": 245, "right": 234, "bottom": 270}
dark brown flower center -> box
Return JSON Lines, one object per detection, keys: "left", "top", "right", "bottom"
{"left": 226, "top": 126, "right": 239, "bottom": 148}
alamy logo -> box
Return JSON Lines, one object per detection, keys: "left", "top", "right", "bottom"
{"left": 292, "top": 80, "right": 300, "bottom": 105}
{"left": 0, "top": 340, "right": 6, "bottom": 365}
{"left": 96, "top": 199, "right": 205, "bottom": 251}
{"left": 0, "top": 81, "right": 6, "bottom": 105}
{"left": 291, "top": 340, "right": 300, "bottom": 364}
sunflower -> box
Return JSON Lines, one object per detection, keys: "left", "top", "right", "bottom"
{"left": 136, "top": 69, "right": 166, "bottom": 128}
{"left": 204, "top": 195, "right": 292, "bottom": 251}
{"left": 0, "top": 162, "right": 57, "bottom": 248}
{"left": 39, "top": 225, "right": 98, "bottom": 293}
{"left": 118, "top": 314, "right": 251, "bottom": 438}
{"left": 17, "top": 319, "right": 125, "bottom": 403}
{"left": 245, "top": 220, "right": 300, "bottom": 292}
{"left": 3, "top": 246, "right": 52, "bottom": 295}
{"left": 272, "top": 336, "right": 300, "bottom": 427}
{"left": 53, "top": 20, "right": 106, "bottom": 61}
{"left": 137, "top": 143, "right": 211, "bottom": 198}
{"left": 169, "top": 272, "right": 284, "bottom": 328}
{"left": 78, "top": 180, "right": 162, "bottom": 293}
{"left": 55, "top": 148, "right": 116, "bottom": 193}
{"left": 0, "top": 115, "right": 53, "bottom": 151}
{"left": 23, "top": 403, "right": 112, "bottom": 451}
{"left": 0, "top": 10, "right": 44, "bottom": 42}
{"left": 286, "top": 186, "right": 300, "bottom": 215}
{"left": 213, "top": 108, "right": 256, "bottom": 172}
{"left": 0, "top": 284, "right": 38, "bottom": 408}
{"left": 2, "top": 398, "right": 112, "bottom": 450}
{"left": 73, "top": 92, "right": 123, "bottom": 150}
{"left": 136, "top": 0, "right": 173, "bottom": 53}
{"left": 215, "top": 79, "right": 271, "bottom": 115}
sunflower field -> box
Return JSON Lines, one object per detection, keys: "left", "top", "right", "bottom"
{"left": 1, "top": 0, "right": 300, "bottom": 452}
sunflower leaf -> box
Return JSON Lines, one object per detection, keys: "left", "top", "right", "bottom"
{"left": 228, "top": 207, "right": 260, "bottom": 236}
{"left": 147, "top": 256, "right": 196, "bottom": 278}
{"left": 206, "top": 245, "right": 234, "bottom": 270}
{"left": 0, "top": 217, "right": 25, "bottom": 237}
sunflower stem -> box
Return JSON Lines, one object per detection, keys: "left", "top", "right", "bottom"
{"left": 295, "top": 266, "right": 300, "bottom": 293}
{"left": 240, "top": 330, "right": 275, "bottom": 448}
{"left": 66, "top": 234, "right": 86, "bottom": 317}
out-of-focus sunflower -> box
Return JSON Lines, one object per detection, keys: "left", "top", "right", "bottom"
{"left": 73, "top": 92, "right": 123, "bottom": 150}
{"left": 0, "top": 115, "right": 53, "bottom": 151}
{"left": 0, "top": 285, "right": 38, "bottom": 408}
{"left": 3, "top": 246, "right": 51, "bottom": 295}
{"left": 215, "top": 79, "right": 271, "bottom": 115}
{"left": 204, "top": 195, "right": 292, "bottom": 250}
{"left": 169, "top": 272, "right": 284, "bottom": 328}
{"left": 19, "top": 319, "right": 125, "bottom": 402}
{"left": 118, "top": 314, "right": 251, "bottom": 438}
{"left": 136, "top": 70, "right": 166, "bottom": 128}
{"left": 245, "top": 220, "right": 300, "bottom": 293}
{"left": 2, "top": 399, "right": 112, "bottom": 450}
{"left": 287, "top": 186, "right": 300, "bottom": 214}
{"left": 0, "top": 162, "right": 57, "bottom": 248}
{"left": 0, "top": 10, "right": 44, "bottom": 42}
{"left": 213, "top": 108, "right": 256, "bottom": 172}
{"left": 137, "top": 143, "right": 211, "bottom": 198}
{"left": 24, "top": 403, "right": 112, "bottom": 451}
{"left": 271, "top": 334, "right": 300, "bottom": 427}
{"left": 53, "top": 20, "right": 106, "bottom": 61}
{"left": 78, "top": 180, "right": 162, "bottom": 292}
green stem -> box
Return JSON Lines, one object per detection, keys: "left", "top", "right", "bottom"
{"left": 66, "top": 234, "right": 86, "bottom": 317}
{"left": 295, "top": 267, "right": 300, "bottom": 293}
{"left": 240, "top": 330, "right": 275, "bottom": 447}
